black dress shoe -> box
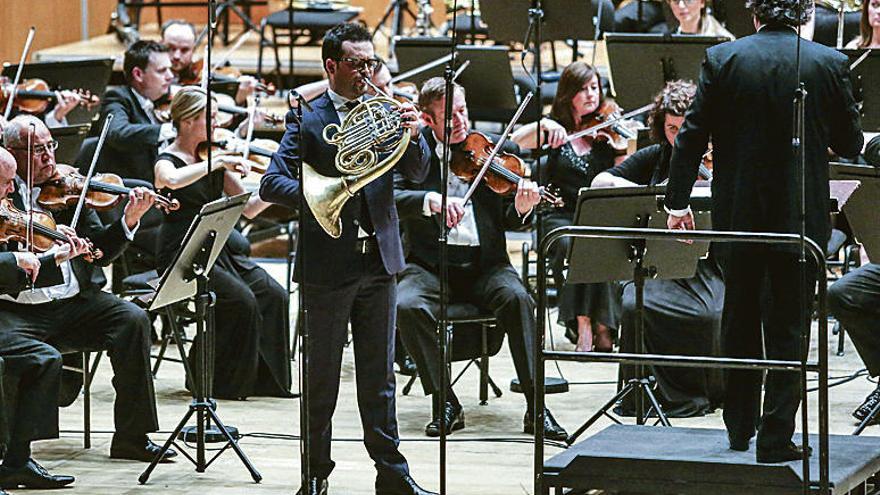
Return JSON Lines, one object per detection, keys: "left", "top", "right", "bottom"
{"left": 0, "top": 459, "right": 75, "bottom": 489}
{"left": 523, "top": 408, "right": 568, "bottom": 441}
{"left": 375, "top": 473, "right": 438, "bottom": 495}
{"left": 756, "top": 443, "right": 813, "bottom": 463}
{"left": 728, "top": 434, "right": 752, "bottom": 452}
{"left": 425, "top": 402, "right": 464, "bottom": 437}
{"left": 295, "top": 477, "right": 328, "bottom": 495}
{"left": 110, "top": 436, "right": 178, "bottom": 462}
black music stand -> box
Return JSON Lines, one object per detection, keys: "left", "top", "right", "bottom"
{"left": 480, "top": 0, "right": 596, "bottom": 45}
{"left": 562, "top": 186, "right": 710, "bottom": 445}
{"left": 830, "top": 163, "right": 880, "bottom": 263}
{"left": 840, "top": 50, "right": 880, "bottom": 132}
{"left": 53, "top": 124, "right": 91, "bottom": 165}
{"left": 139, "top": 193, "right": 262, "bottom": 484}
{"left": 393, "top": 38, "right": 519, "bottom": 123}
{"left": 1, "top": 58, "right": 113, "bottom": 125}
{"left": 604, "top": 34, "right": 728, "bottom": 110}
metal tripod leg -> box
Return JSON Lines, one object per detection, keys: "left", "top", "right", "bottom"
{"left": 205, "top": 405, "right": 262, "bottom": 482}
{"left": 139, "top": 401, "right": 198, "bottom": 484}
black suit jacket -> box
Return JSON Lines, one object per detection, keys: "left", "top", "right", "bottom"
{"left": 97, "top": 86, "right": 163, "bottom": 183}
{"left": 665, "top": 25, "right": 863, "bottom": 249}
{"left": 3, "top": 183, "right": 132, "bottom": 294}
{"left": 260, "top": 92, "right": 430, "bottom": 286}
{"left": 394, "top": 128, "right": 530, "bottom": 272}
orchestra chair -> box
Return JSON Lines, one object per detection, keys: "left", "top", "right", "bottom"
{"left": 826, "top": 229, "right": 863, "bottom": 356}
{"left": 401, "top": 303, "right": 505, "bottom": 406}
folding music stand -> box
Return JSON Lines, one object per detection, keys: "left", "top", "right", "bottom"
{"left": 830, "top": 163, "right": 880, "bottom": 262}
{"left": 1, "top": 58, "right": 114, "bottom": 125}
{"left": 479, "top": 0, "right": 596, "bottom": 43}
{"left": 562, "top": 186, "right": 710, "bottom": 445}
{"left": 139, "top": 193, "right": 262, "bottom": 484}
{"left": 839, "top": 50, "right": 880, "bottom": 132}
{"left": 604, "top": 34, "right": 728, "bottom": 110}
{"left": 394, "top": 38, "right": 519, "bottom": 123}
{"left": 52, "top": 124, "right": 91, "bottom": 165}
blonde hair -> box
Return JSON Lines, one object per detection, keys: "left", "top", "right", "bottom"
{"left": 170, "top": 86, "right": 210, "bottom": 129}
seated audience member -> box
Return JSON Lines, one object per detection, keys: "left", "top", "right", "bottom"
{"left": 593, "top": 80, "right": 725, "bottom": 417}
{"left": 1, "top": 116, "right": 175, "bottom": 469}
{"left": 394, "top": 77, "right": 568, "bottom": 440}
{"left": 828, "top": 262, "right": 880, "bottom": 424}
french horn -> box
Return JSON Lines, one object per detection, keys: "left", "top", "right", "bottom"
{"left": 302, "top": 84, "right": 410, "bottom": 238}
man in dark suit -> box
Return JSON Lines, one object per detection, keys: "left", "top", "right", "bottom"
{"left": 0, "top": 117, "right": 176, "bottom": 484}
{"left": 260, "top": 23, "right": 436, "bottom": 495}
{"left": 664, "top": 0, "right": 863, "bottom": 463}
{"left": 394, "top": 78, "right": 568, "bottom": 441}
{"left": 98, "top": 40, "right": 175, "bottom": 184}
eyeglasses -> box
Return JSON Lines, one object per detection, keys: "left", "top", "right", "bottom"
{"left": 336, "top": 57, "right": 380, "bottom": 72}
{"left": 9, "top": 140, "right": 59, "bottom": 156}
{"left": 670, "top": 0, "right": 700, "bottom": 5}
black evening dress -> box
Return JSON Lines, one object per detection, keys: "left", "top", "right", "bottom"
{"left": 155, "top": 152, "right": 292, "bottom": 399}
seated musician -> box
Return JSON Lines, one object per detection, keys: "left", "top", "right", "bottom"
{"left": 828, "top": 262, "right": 880, "bottom": 425}
{"left": 512, "top": 61, "right": 623, "bottom": 353}
{"left": 153, "top": 86, "right": 291, "bottom": 399}
{"left": 845, "top": 0, "right": 880, "bottom": 48}
{"left": 99, "top": 40, "right": 175, "bottom": 183}
{"left": 161, "top": 19, "right": 260, "bottom": 106}
{"left": 394, "top": 77, "right": 568, "bottom": 440}
{"left": 614, "top": 0, "right": 666, "bottom": 33}
{"left": 592, "top": 80, "right": 725, "bottom": 417}
{"left": 659, "top": 0, "right": 735, "bottom": 38}
{"left": 1, "top": 116, "right": 176, "bottom": 467}
{"left": 0, "top": 146, "right": 85, "bottom": 490}
{"left": 866, "top": 134, "right": 880, "bottom": 165}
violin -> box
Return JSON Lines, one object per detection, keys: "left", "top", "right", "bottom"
{"left": 0, "top": 77, "right": 100, "bottom": 115}
{"left": 451, "top": 132, "right": 564, "bottom": 207}
{"left": 178, "top": 59, "right": 276, "bottom": 94}
{"left": 37, "top": 164, "right": 180, "bottom": 213}
{"left": 155, "top": 91, "right": 283, "bottom": 129}
{"left": 573, "top": 100, "right": 644, "bottom": 155}
{"left": 196, "top": 129, "right": 274, "bottom": 175}
{"left": 0, "top": 198, "right": 101, "bottom": 261}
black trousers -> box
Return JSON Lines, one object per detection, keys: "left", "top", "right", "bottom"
{"left": 719, "top": 247, "right": 815, "bottom": 451}
{"left": 301, "top": 250, "right": 409, "bottom": 480}
{"left": 396, "top": 261, "right": 536, "bottom": 410}
{"left": 828, "top": 263, "right": 880, "bottom": 376}
{"left": 0, "top": 291, "right": 159, "bottom": 441}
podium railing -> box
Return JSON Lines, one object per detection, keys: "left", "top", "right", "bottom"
{"left": 532, "top": 226, "right": 829, "bottom": 495}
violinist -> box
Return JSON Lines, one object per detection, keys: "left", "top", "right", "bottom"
{"left": 0, "top": 115, "right": 175, "bottom": 466}
{"left": 512, "top": 61, "right": 622, "bottom": 354}
{"left": 592, "top": 80, "right": 724, "bottom": 418}
{"left": 99, "top": 40, "right": 175, "bottom": 184}
{"left": 845, "top": 0, "right": 880, "bottom": 47}
{"left": 161, "top": 19, "right": 260, "bottom": 106}
{"left": 660, "top": 0, "right": 734, "bottom": 38}
{"left": 153, "top": 86, "right": 291, "bottom": 399}
{"left": 394, "top": 77, "right": 568, "bottom": 441}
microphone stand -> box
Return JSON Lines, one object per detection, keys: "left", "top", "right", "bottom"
{"left": 437, "top": 1, "right": 460, "bottom": 493}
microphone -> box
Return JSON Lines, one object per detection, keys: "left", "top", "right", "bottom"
{"left": 288, "top": 91, "right": 314, "bottom": 113}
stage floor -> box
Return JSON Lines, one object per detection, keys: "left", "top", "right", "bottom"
{"left": 20, "top": 242, "right": 880, "bottom": 494}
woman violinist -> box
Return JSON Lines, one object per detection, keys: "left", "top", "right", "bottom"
{"left": 153, "top": 86, "right": 292, "bottom": 399}
{"left": 512, "top": 61, "right": 625, "bottom": 353}
{"left": 591, "top": 80, "right": 724, "bottom": 417}
{"left": 845, "top": 0, "right": 880, "bottom": 47}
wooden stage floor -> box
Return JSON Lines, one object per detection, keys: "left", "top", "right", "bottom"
{"left": 18, "top": 243, "right": 880, "bottom": 495}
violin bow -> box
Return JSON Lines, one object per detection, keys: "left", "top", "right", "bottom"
{"left": 211, "top": 30, "right": 252, "bottom": 72}
{"left": 3, "top": 27, "right": 37, "bottom": 122}
{"left": 391, "top": 54, "right": 453, "bottom": 84}
{"left": 850, "top": 48, "right": 873, "bottom": 71}
{"left": 461, "top": 91, "right": 533, "bottom": 205}
{"left": 564, "top": 102, "right": 654, "bottom": 144}
{"left": 241, "top": 94, "right": 258, "bottom": 167}
{"left": 25, "top": 123, "right": 35, "bottom": 255}
{"left": 70, "top": 113, "right": 113, "bottom": 230}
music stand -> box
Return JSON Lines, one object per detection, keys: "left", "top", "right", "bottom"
{"left": 839, "top": 50, "right": 880, "bottom": 132}
{"left": 393, "top": 38, "right": 519, "bottom": 122}
{"left": 139, "top": 193, "right": 262, "bottom": 484}
{"left": 562, "top": 186, "right": 710, "bottom": 445}
{"left": 713, "top": 0, "right": 755, "bottom": 39}
{"left": 604, "top": 33, "right": 728, "bottom": 110}
{"left": 479, "top": 0, "right": 595, "bottom": 44}
{"left": 830, "top": 163, "right": 880, "bottom": 262}
{"left": 52, "top": 124, "right": 91, "bottom": 165}
{"left": 1, "top": 58, "right": 113, "bottom": 125}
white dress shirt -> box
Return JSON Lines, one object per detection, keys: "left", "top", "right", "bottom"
{"left": 420, "top": 134, "right": 480, "bottom": 246}
{"left": 131, "top": 88, "right": 177, "bottom": 144}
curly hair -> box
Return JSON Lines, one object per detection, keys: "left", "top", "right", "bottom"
{"left": 746, "top": 0, "right": 813, "bottom": 26}
{"left": 648, "top": 80, "right": 696, "bottom": 143}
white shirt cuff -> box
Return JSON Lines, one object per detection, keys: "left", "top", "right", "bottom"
{"left": 159, "top": 123, "right": 177, "bottom": 143}
{"left": 422, "top": 191, "right": 440, "bottom": 217}
{"left": 664, "top": 205, "right": 692, "bottom": 217}
{"left": 45, "top": 113, "right": 68, "bottom": 128}
{"left": 120, "top": 217, "right": 139, "bottom": 240}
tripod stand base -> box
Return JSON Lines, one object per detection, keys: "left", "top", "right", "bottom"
{"left": 178, "top": 424, "right": 240, "bottom": 444}
{"left": 511, "top": 377, "right": 569, "bottom": 395}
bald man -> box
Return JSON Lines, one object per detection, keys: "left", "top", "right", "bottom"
{"left": 0, "top": 116, "right": 176, "bottom": 470}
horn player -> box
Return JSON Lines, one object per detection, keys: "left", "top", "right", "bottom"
{"left": 259, "top": 22, "right": 434, "bottom": 495}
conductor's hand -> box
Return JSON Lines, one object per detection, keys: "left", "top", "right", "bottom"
{"left": 514, "top": 179, "right": 541, "bottom": 216}
{"left": 13, "top": 251, "right": 40, "bottom": 283}
{"left": 427, "top": 193, "right": 466, "bottom": 228}
{"left": 666, "top": 209, "right": 695, "bottom": 244}
{"left": 397, "top": 102, "right": 421, "bottom": 138}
